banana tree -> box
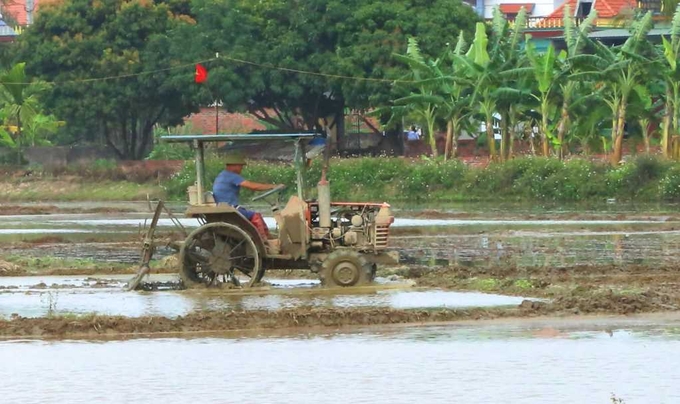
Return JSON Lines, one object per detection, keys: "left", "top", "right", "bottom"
{"left": 556, "top": 7, "right": 598, "bottom": 158}
{"left": 576, "top": 12, "right": 654, "bottom": 164}
{"left": 458, "top": 20, "right": 503, "bottom": 160}
{"left": 441, "top": 31, "right": 474, "bottom": 160}
{"left": 494, "top": 7, "right": 529, "bottom": 161}
{"left": 509, "top": 40, "right": 564, "bottom": 157}
{"left": 392, "top": 37, "right": 444, "bottom": 157}
{"left": 569, "top": 95, "right": 611, "bottom": 155}
{"left": 658, "top": 5, "right": 680, "bottom": 158}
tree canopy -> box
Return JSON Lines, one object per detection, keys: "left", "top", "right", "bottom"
{"left": 16, "top": 0, "right": 203, "bottom": 159}
{"left": 173, "top": 0, "right": 480, "bottom": 132}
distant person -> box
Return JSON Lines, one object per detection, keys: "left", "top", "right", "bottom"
{"left": 407, "top": 125, "right": 420, "bottom": 141}
{"left": 405, "top": 125, "right": 420, "bottom": 155}
{"left": 212, "top": 152, "right": 281, "bottom": 239}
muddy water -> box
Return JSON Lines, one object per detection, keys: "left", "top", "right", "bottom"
{"left": 0, "top": 275, "right": 536, "bottom": 318}
{"left": 4, "top": 212, "right": 680, "bottom": 267}
{"left": 1, "top": 317, "right": 679, "bottom": 403}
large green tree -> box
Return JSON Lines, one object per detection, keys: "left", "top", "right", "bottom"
{"left": 175, "top": 0, "right": 479, "bottom": 137}
{"left": 16, "top": 0, "right": 202, "bottom": 159}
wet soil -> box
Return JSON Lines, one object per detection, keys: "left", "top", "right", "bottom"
{"left": 3, "top": 293, "right": 677, "bottom": 340}
{"left": 0, "top": 307, "right": 532, "bottom": 339}
{"left": 403, "top": 263, "right": 680, "bottom": 315}
{"left": 0, "top": 204, "right": 134, "bottom": 216}
{"left": 402, "top": 208, "right": 680, "bottom": 222}
{"left": 3, "top": 262, "right": 680, "bottom": 338}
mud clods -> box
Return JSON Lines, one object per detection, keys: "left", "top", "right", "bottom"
{"left": 0, "top": 307, "right": 513, "bottom": 339}
{"left": 0, "top": 260, "right": 20, "bottom": 275}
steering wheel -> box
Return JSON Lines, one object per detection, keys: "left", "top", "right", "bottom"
{"left": 252, "top": 184, "right": 287, "bottom": 202}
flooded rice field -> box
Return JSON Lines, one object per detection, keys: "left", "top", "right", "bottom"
{"left": 0, "top": 275, "right": 536, "bottom": 318}
{"left": 2, "top": 202, "right": 680, "bottom": 402}
{"left": 3, "top": 210, "right": 680, "bottom": 267}
{"left": 1, "top": 316, "right": 679, "bottom": 403}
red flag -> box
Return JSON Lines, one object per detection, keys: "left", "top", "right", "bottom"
{"left": 195, "top": 63, "right": 207, "bottom": 84}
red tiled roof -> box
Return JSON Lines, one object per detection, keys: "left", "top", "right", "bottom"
{"left": 595, "top": 0, "right": 636, "bottom": 18}
{"left": 2, "top": 0, "right": 61, "bottom": 26}
{"left": 499, "top": 3, "right": 535, "bottom": 14}
{"left": 546, "top": 0, "right": 636, "bottom": 19}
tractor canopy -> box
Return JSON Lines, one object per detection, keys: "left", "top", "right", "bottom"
{"left": 160, "top": 133, "right": 326, "bottom": 203}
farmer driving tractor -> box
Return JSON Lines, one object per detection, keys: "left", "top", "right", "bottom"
{"left": 212, "top": 152, "right": 280, "bottom": 239}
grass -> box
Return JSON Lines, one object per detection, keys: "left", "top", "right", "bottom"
{"left": 469, "top": 278, "right": 501, "bottom": 291}
{"left": 0, "top": 177, "right": 164, "bottom": 202}
{"left": 513, "top": 279, "right": 534, "bottom": 290}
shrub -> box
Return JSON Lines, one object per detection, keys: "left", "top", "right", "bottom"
{"left": 607, "top": 155, "right": 668, "bottom": 199}
{"left": 160, "top": 154, "right": 680, "bottom": 203}
{"left": 659, "top": 166, "right": 680, "bottom": 201}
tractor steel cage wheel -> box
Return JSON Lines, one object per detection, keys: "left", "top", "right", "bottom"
{"left": 180, "top": 222, "right": 264, "bottom": 287}
{"left": 319, "top": 250, "right": 375, "bottom": 287}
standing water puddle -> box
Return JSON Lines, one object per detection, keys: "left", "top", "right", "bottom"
{"left": 1, "top": 318, "right": 679, "bottom": 403}
{"left": 0, "top": 275, "right": 535, "bottom": 318}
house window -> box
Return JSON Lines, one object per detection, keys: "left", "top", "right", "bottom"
{"left": 576, "top": 0, "right": 593, "bottom": 17}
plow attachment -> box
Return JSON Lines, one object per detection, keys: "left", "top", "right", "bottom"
{"left": 125, "top": 200, "right": 186, "bottom": 291}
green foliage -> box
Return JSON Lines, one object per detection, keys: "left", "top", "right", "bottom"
{"left": 513, "top": 279, "right": 534, "bottom": 289}
{"left": 607, "top": 155, "right": 670, "bottom": 198}
{"left": 162, "top": 155, "right": 680, "bottom": 203}
{"left": 470, "top": 278, "right": 500, "bottom": 291}
{"left": 17, "top": 0, "right": 203, "bottom": 159}
{"left": 176, "top": 0, "right": 479, "bottom": 132}
{"left": 146, "top": 125, "right": 194, "bottom": 160}
{"left": 0, "top": 63, "right": 58, "bottom": 149}
{"left": 659, "top": 165, "right": 680, "bottom": 200}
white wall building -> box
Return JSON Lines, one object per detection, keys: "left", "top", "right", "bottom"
{"left": 471, "top": 0, "right": 562, "bottom": 18}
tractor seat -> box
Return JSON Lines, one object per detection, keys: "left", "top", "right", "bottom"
{"left": 204, "top": 191, "right": 216, "bottom": 205}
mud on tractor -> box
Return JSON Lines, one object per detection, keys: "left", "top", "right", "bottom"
{"left": 128, "top": 133, "right": 398, "bottom": 290}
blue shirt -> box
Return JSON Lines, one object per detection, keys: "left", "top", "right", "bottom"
{"left": 213, "top": 170, "right": 245, "bottom": 206}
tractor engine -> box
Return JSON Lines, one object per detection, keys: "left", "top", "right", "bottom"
{"left": 308, "top": 202, "right": 394, "bottom": 252}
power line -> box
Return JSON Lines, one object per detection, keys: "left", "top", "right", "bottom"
{"left": 3, "top": 53, "right": 415, "bottom": 85}
{"left": 217, "top": 54, "right": 412, "bottom": 83}
{"left": 5, "top": 58, "right": 218, "bottom": 85}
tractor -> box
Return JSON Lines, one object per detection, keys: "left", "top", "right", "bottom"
{"left": 128, "top": 133, "right": 398, "bottom": 290}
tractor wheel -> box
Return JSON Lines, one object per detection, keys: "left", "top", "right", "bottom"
{"left": 180, "top": 222, "right": 263, "bottom": 287}
{"left": 319, "top": 250, "right": 374, "bottom": 287}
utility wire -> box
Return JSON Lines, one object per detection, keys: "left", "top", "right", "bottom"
{"left": 3, "top": 53, "right": 415, "bottom": 85}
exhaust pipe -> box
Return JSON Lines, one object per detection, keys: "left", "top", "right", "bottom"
{"left": 318, "top": 179, "right": 331, "bottom": 228}
{"left": 318, "top": 126, "right": 332, "bottom": 228}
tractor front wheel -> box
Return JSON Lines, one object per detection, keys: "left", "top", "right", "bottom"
{"left": 319, "top": 250, "right": 375, "bottom": 287}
